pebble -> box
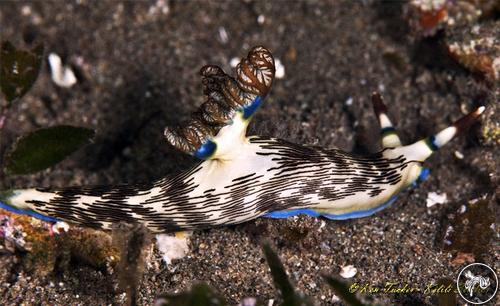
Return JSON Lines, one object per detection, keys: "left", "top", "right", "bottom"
{"left": 426, "top": 192, "right": 448, "bottom": 207}
{"left": 218, "top": 27, "right": 229, "bottom": 44}
{"left": 274, "top": 58, "right": 285, "bottom": 79}
{"left": 339, "top": 265, "right": 357, "bottom": 278}
{"left": 230, "top": 57, "right": 240, "bottom": 68}
{"left": 48, "top": 53, "right": 77, "bottom": 88}
{"left": 257, "top": 15, "right": 265, "bottom": 25}
{"left": 454, "top": 150, "right": 464, "bottom": 159}
{"left": 155, "top": 233, "right": 190, "bottom": 265}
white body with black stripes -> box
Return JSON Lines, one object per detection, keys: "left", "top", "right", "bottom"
{"left": 0, "top": 46, "right": 484, "bottom": 233}
{"left": 7, "top": 136, "right": 423, "bottom": 233}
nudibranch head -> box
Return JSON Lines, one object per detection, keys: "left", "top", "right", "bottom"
{"left": 164, "top": 46, "right": 275, "bottom": 159}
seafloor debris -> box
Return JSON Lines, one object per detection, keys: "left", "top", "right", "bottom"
{"left": 454, "top": 150, "right": 464, "bottom": 159}
{"left": 59, "top": 227, "right": 118, "bottom": 270}
{"left": 274, "top": 58, "right": 285, "bottom": 79}
{"left": 51, "top": 221, "right": 69, "bottom": 233}
{"left": 481, "top": 105, "right": 500, "bottom": 146}
{"left": 426, "top": 191, "right": 448, "bottom": 208}
{"left": 450, "top": 252, "right": 475, "bottom": 266}
{"left": 405, "top": 0, "right": 499, "bottom": 37}
{"left": 405, "top": 1, "right": 500, "bottom": 84}
{"left": 446, "top": 20, "right": 499, "bottom": 83}
{"left": 406, "top": 0, "right": 449, "bottom": 36}
{"left": 148, "top": 0, "right": 169, "bottom": 16}
{"left": 339, "top": 264, "right": 357, "bottom": 279}
{"left": 48, "top": 52, "right": 77, "bottom": 88}
{"left": 112, "top": 223, "right": 151, "bottom": 306}
{"left": 439, "top": 196, "right": 495, "bottom": 265}
{"left": 237, "top": 297, "right": 257, "bottom": 306}
{"left": 218, "top": 26, "right": 229, "bottom": 44}
{"left": 0, "top": 211, "right": 119, "bottom": 276}
{"left": 0, "top": 213, "right": 29, "bottom": 252}
{"left": 155, "top": 232, "right": 190, "bottom": 265}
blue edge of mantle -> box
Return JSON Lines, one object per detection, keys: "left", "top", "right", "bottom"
{"left": 0, "top": 164, "right": 430, "bottom": 224}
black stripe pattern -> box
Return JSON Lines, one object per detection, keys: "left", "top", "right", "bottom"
{"left": 27, "top": 137, "right": 411, "bottom": 233}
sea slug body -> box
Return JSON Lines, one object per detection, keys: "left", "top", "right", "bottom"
{"left": 0, "top": 46, "right": 484, "bottom": 233}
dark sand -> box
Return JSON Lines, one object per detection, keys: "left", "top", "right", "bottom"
{"left": 0, "top": 1, "right": 498, "bottom": 305}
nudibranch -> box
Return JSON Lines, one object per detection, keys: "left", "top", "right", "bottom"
{"left": 0, "top": 46, "right": 485, "bottom": 233}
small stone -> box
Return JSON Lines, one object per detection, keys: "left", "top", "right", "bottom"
{"left": 454, "top": 150, "right": 464, "bottom": 159}
{"left": 319, "top": 220, "right": 326, "bottom": 229}
{"left": 446, "top": 20, "right": 499, "bottom": 82}
{"left": 274, "top": 58, "right": 285, "bottom": 79}
{"left": 21, "top": 5, "right": 31, "bottom": 16}
{"left": 257, "top": 15, "right": 265, "bottom": 25}
{"left": 48, "top": 53, "right": 77, "bottom": 88}
{"left": 238, "top": 297, "right": 257, "bottom": 306}
{"left": 451, "top": 252, "right": 475, "bottom": 266}
{"left": 331, "top": 294, "right": 340, "bottom": 302}
{"left": 230, "top": 57, "right": 240, "bottom": 68}
{"left": 218, "top": 27, "right": 229, "bottom": 44}
{"left": 458, "top": 205, "right": 466, "bottom": 214}
{"left": 339, "top": 264, "right": 357, "bottom": 278}
{"left": 52, "top": 221, "right": 70, "bottom": 234}
{"left": 156, "top": 233, "right": 190, "bottom": 265}
{"left": 426, "top": 192, "right": 447, "bottom": 207}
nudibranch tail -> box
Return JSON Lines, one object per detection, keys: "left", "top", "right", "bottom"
{"left": 164, "top": 46, "right": 275, "bottom": 161}
{"left": 393, "top": 106, "right": 486, "bottom": 162}
{"left": 0, "top": 190, "right": 59, "bottom": 222}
